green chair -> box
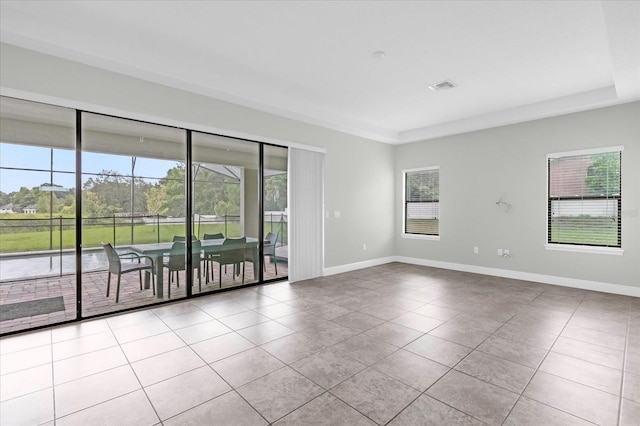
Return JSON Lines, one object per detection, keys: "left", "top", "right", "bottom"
{"left": 173, "top": 235, "right": 197, "bottom": 242}
{"left": 263, "top": 232, "right": 279, "bottom": 275}
{"left": 218, "top": 237, "right": 246, "bottom": 288}
{"left": 203, "top": 233, "right": 224, "bottom": 283}
{"left": 163, "top": 240, "right": 202, "bottom": 297}
{"left": 102, "top": 243, "right": 155, "bottom": 303}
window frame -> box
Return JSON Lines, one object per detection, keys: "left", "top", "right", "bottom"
{"left": 545, "top": 146, "right": 623, "bottom": 255}
{"left": 402, "top": 166, "right": 440, "bottom": 240}
{"left": 0, "top": 95, "right": 290, "bottom": 336}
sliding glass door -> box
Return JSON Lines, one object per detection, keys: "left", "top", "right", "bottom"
{"left": 192, "top": 132, "right": 260, "bottom": 291}
{"left": 0, "top": 95, "right": 288, "bottom": 334}
{"left": 81, "top": 112, "right": 187, "bottom": 315}
{"left": 0, "top": 97, "right": 77, "bottom": 334}
{"left": 263, "top": 144, "right": 288, "bottom": 280}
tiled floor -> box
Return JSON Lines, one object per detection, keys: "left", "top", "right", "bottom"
{"left": 0, "top": 260, "right": 286, "bottom": 334}
{"left": 1, "top": 262, "right": 638, "bottom": 425}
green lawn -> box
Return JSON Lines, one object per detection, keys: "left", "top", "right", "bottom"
{"left": 405, "top": 219, "right": 439, "bottom": 235}
{"left": 0, "top": 223, "right": 240, "bottom": 253}
{"left": 7, "top": 216, "right": 613, "bottom": 253}
{"left": 0, "top": 220, "right": 287, "bottom": 253}
{"left": 550, "top": 217, "right": 619, "bottom": 246}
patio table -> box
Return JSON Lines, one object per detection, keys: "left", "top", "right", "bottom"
{"left": 128, "top": 237, "right": 259, "bottom": 298}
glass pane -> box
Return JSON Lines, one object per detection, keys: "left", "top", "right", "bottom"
{"left": 405, "top": 202, "right": 439, "bottom": 235}
{"left": 192, "top": 132, "right": 259, "bottom": 292}
{"left": 264, "top": 144, "right": 288, "bottom": 280}
{"left": 406, "top": 169, "right": 439, "bottom": 202}
{"left": 549, "top": 153, "right": 621, "bottom": 198}
{"left": 81, "top": 112, "right": 187, "bottom": 315}
{"left": 405, "top": 169, "right": 439, "bottom": 235}
{"left": 550, "top": 199, "right": 619, "bottom": 246}
{"left": 0, "top": 96, "right": 77, "bottom": 334}
{"left": 548, "top": 150, "right": 621, "bottom": 247}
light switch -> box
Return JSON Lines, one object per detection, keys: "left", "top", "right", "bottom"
{"left": 334, "top": 211, "right": 341, "bottom": 218}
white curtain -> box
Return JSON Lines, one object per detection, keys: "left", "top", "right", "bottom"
{"left": 288, "top": 148, "right": 324, "bottom": 282}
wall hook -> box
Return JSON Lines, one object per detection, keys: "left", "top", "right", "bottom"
{"left": 496, "top": 193, "right": 512, "bottom": 212}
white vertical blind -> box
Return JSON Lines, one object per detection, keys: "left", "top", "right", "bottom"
{"left": 288, "top": 148, "right": 324, "bottom": 281}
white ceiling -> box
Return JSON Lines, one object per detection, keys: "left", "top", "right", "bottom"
{"left": 1, "top": 1, "right": 638, "bottom": 144}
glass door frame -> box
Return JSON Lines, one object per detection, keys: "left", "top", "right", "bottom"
{"left": 0, "top": 97, "right": 288, "bottom": 336}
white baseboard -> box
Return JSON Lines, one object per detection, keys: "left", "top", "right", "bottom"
{"left": 324, "top": 255, "right": 640, "bottom": 298}
{"left": 323, "top": 256, "right": 396, "bottom": 277}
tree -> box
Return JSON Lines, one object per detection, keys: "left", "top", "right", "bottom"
{"left": 0, "top": 191, "right": 9, "bottom": 206}
{"left": 60, "top": 203, "right": 75, "bottom": 216}
{"left": 193, "top": 166, "right": 227, "bottom": 215}
{"left": 212, "top": 177, "right": 241, "bottom": 217}
{"left": 223, "top": 182, "right": 240, "bottom": 214}
{"left": 162, "top": 165, "right": 186, "bottom": 216}
{"left": 145, "top": 184, "right": 168, "bottom": 216}
{"left": 83, "top": 171, "right": 128, "bottom": 213}
{"left": 264, "top": 174, "right": 287, "bottom": 211}
{"left": 158, "top": 164, "right": 241, "bottom": 217}
{"left": 83, "top": 170, "right": 151, "bottom": 214}
{"left": 63, "top": 194, "right": 75, "bottom": 207}
{"left": 406, "top": 171, "right": 439, "bottom": 201}
{"left": 10, "top": 187, "right": 37, "bottom": 211}
{"left": 82, "top": 190, "right": 107, "bottom": 218}
{"left": 214, "top": 200, "right": 240, "bottom": 217}
{"left": 585, "top": 153, "right": 620, "bottom": 196}
{"left": 36, "top": 191, "right": 62, "bottom": 214}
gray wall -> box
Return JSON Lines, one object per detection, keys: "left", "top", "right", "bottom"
{"left": 0, "top": 43, "right": 396, "bottom": 269}
{"left": 395, "top": 102, "right": 640, "bottom": 289}
{"left": 2, "top": 43, "right": 637, "bottom": 289}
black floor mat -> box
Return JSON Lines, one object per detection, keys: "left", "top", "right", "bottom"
{"left": 1, "top": 296, "right": 65, "bottom": 321}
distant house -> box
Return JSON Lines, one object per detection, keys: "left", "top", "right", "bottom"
{"left": 0, "top": 203, "right": 14, "bottom": 213}
{"left": 549, "top": 155, "right": 618, "bottom": 218}
{"left": 22, "top": 205, "right": 37, "bottom": 214}
{"left": 548, "top": 156, "right": 590, "bottom": 197}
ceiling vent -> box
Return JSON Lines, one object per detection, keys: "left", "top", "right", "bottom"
{"left": 428, "top": 80, "right": 457, "bottom": 91}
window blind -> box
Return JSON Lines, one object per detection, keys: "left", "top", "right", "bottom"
{"left": 404, "top": 168, "right": 439, "bottom": 235}
{"left": 288, "top": 148, "right": 324, "bottom": 281}
{"left": 548, "top": 149, "right": 621, "bottom": 247}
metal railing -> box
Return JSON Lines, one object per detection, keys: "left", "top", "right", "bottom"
{"left": 264, "top": 212, "right": 288, "bottom": 246}
{"left": 0, "top": 212, "right": 288, "bottom": 259}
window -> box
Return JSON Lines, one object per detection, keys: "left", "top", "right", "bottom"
{"left": 403, "top": 167, "right": 439, "bottom": 237}
{"left": 0, "top": 95, "right": 288, "bottom": 335}
{"left": 547, "top": 147, "right": 622, "bottom": 249}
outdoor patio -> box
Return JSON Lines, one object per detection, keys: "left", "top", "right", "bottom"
{"left": 0, "top": 259, "right": 286, "bottom": 334}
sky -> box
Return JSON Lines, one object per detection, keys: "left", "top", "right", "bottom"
{"left": 0, "top": 143, "right": 180, "bottom": 194}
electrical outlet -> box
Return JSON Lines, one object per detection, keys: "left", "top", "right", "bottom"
{"left": 363, "top": 243, "right": 367, "bottom": 250}
{"left": 474, "top": 246, "right": 479, "bottom": 254}
{"left": 504, "top": 249, "right": 510, "bottom": 257}
{"left": 497, "top": 249, "right": 503, "bottom": 256}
